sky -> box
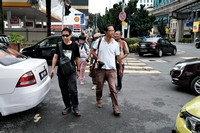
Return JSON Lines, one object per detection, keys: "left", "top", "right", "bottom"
{"left": 89, "top": 0, "right": 123, "bottom": 15}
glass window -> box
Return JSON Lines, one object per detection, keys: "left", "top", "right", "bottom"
{"left": 0, "top": 47, "right": 26, "bottom": 66}
{"left": 147, "top": 0, "right": 149, "bottom": 3}
{"left": 144, "top": 0, "right": 146, "bottom": 3}
{"left": 140, "top": 0, "right": 142, "bottom": 3}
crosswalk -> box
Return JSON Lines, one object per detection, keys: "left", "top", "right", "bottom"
{"left": 85, "top": 57, "right": 161, "bottom": 74}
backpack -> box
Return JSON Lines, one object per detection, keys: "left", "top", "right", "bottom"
{"left": 79, "top": 43, "right": 89, "bottom": 55}
{"left": 121, "top": 40, "right": 126, "bottom": 54}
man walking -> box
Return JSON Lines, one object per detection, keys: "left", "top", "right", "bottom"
{"left": 114, "top": 31, "right": 129, "bottom": 93}
{"left": 91, "top": 24, "right": 123, "bottom": 116}
{"left": 50, "top": 28, "right": 81, "bottom": 116}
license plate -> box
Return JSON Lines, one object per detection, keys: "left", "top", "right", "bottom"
{"left": 141, "top": 44, "right": 146, "bottom": 48}
{"left": 140, "top": 49, "right": 147, "bottom": 52}
{"left": 39, "top": 69, "right": 47, "bottom": 80}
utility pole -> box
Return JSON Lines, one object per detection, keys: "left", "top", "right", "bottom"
{"left": 62, "top": 4, "right": 64, "bottom": 30}
{"left": 122, "top": 0, "right": 125, "bottom": 38}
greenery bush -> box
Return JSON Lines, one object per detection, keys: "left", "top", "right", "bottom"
{"left": 168, "top": 38, "right": 176, "bottom": 42}
{"left": 129, "top": 43, "right": 138, "bottom": 53}
{"left": 8, "top": 33, "right": 24, "bottom": 44}
{"left": 125, "top": 38, "right": 142, "bottom": 46}
{"left": 179, "top": 38, "right": 193, "bottom": 43}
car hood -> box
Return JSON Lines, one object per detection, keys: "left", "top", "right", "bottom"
{"left": 183, "top": 96, "right": 200, "bottom": 118}
{"left": 177, "top": 58, "right": 200, "bottom": 65}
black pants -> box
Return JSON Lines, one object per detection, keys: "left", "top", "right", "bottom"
{"left": 57, "top": 72, "right": 79, "bottom": 108}
{"left": 116, "top": 63, "right": 124, "bottom": 91}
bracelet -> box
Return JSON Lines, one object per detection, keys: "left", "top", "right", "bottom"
{"left": 77, "top": 69, "right": 80, "bottom": 71}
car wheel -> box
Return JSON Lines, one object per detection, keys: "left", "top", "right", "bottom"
{"left": 138, "top": 52, "right": 143, "bottom": 56}
{"left": 172, "top": 48, "right": 177, "bottom": 55}
{"left": 195, "top": 43, "right": 200, "bottom": 49}
{"left": 158, "top": 49, "right": 163, "bottom": 57}
{"left": 191, "top": 76, "right": 200, "bottom": 95}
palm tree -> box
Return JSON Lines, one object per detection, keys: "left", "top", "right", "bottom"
{"left": 0, "top": 0, "right": 4, "bottom": 34}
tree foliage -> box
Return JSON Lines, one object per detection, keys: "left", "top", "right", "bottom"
{"left": 93, "top": 0, "right": 156, "bottom": 37}
{"left": 157, "top": 18, "right": 166, "bottom": 37}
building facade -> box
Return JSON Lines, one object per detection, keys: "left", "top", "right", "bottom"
{"left": 137, "top": 0, "right": 154, "bottom": 8}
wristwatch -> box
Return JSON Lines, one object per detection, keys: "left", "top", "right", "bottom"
{"left": 77, "top": 69, "right": 80, "bottom": 72}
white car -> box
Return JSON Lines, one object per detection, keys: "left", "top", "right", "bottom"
{"left": 0, "top": 44, "right": 50, "bottom": 116}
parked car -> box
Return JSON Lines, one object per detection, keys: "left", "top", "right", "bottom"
{"left": 21, "top": 35, "right": 78, "bottom": 62}
{"left": 0, "top": 43, "right": 50, "bottom": 116}
{"left": 0, "top": 34, "right": 10, "bottom": 46}
{"left": 172, "top": 96, "right": 200, "bottom": 133}
{"left": 136, "top": 37, "right": 177, "bottom": 57}
{"left": 170, "top": 58, "right": 200, "bottom": 95}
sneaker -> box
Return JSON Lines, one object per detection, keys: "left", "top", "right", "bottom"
{"left": 73, "top": 107, "right": 81, "bottom": 116}
{"left": 62, "top": 107, "right": 71, "bottom": 115}
{"left": 91, "top": 85, "right": 96, "bottom": 90}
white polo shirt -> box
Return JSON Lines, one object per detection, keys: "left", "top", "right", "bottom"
{"left": 93, "top": 37, "right": 120, "bottom": 70}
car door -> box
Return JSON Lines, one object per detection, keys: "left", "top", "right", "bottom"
{"left": 164, "top": 39, "right": 173, "bottom": 53}
{"left": 37, "top": 38, "right": 58, "bottom": 61}
{"left": 159, "top": 39, "right": 167, "bottom": 53}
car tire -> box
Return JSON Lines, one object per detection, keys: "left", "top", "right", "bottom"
{"left": 172, "top": 48, "right": 177, "bottom": 55}
{"left": 191, "top": 76, "right": 200, "bottom": 95}
{"left": 195, "top": 43, "right": 200, "bottom": 49}
{"left": 158, "top": 49, "right": 163, "bottom": 57}
{"left": 138, "top": 52, "right": 143, "bottom": 56}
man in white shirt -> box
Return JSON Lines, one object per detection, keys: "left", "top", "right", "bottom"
{"left": 92, "top": 24, "right": 122, "bottom": 116}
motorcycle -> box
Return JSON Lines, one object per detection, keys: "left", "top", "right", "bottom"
{"left": 195, "top": 38, "right": 200, "bottom": 49}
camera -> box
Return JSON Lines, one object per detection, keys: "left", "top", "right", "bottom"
{"left": 97, "top": 61, "right": 105, "bottom": 69}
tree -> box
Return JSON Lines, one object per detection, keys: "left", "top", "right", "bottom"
{"left": 95, "top": 0, "right": 155, "bottom": 37}
{"left": 158, "top": 18, "right": 166, "bottom": 37}
{"left": 0, "top": 0, "right": 4, "bottom": 34}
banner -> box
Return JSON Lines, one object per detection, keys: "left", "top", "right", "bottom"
{"left": 193, "top": 21, "right": 200, "bottom": 32}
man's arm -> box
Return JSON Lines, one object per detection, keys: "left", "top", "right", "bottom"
{"left": 50, "top": 54, "right": 58, "bottom": 78}
{"left": 91, "top": 48, "right": 100, "bottom": 62}
{"left": 117, "top": 55, "right": 123, "bottom": 77}
{"left": 76, "top": 57, "right": 80, "bottom": 78}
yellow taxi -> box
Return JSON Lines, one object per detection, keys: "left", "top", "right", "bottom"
{"left": 172, "top": 96, "right": 200, "bottom": 133}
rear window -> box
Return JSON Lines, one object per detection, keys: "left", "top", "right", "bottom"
{"left": 143, "top": 38, "right": 160, "bottom": 42}
{"left": 0, "top": 47, "right": 27, "bottom": 66}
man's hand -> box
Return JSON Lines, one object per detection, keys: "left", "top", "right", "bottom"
{"left": 50, "top": 69, "right": 54, "bottom": 79}
{"left": 76, "top": 71, "right": 80, "bottom": 78}
{"left": 119, "top": 68, "right": 123, "bottom": 77}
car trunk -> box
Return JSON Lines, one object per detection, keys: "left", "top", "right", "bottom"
{"left": 0, "top": 58, "right": 48, "bottom": 94}
{"left": 139, "top": 42, "right": 152, "bottom": 48}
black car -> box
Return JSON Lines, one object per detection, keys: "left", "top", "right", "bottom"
{"left": 170, "top": 58, "right": 200, "bottom": 95}
{"left": 136, "top": 37, "right": 177, "bottom": 57}
{"left": 0, "top": 34, "right": 10, "bottom": 46}
{"left": 21, "top": 35, "right": 78, "bottom": 62}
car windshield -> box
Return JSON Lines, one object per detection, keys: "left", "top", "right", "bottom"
{"left": 0, "top": 47, "right": 27, "bottom": 66}
{"left": 143, "top": 38, "right": 160, "bottom": 42}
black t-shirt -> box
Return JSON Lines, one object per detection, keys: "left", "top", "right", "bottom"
{"left": 55, "top": 41, "right": 80, "bottom": 74}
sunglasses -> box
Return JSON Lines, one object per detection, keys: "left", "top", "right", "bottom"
{"left": 62, "top": 34, "right": 70, "bottom": 37}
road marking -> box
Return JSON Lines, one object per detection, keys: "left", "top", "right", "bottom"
{"left": 180, "top": 57, "right": 198, "bottom": 59}
{"left": 124, "top": 70, "right": 161, "bottom": 73}
{"left": 126, "top": 63, "right": 146, "bottom": 65}
{"left": 125, "top": 66, "right": 153, "bottom": 69}
{"left": 139, "top": 59, "right": 166, "bottom": 62}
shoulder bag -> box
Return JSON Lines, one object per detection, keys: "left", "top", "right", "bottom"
{"left": 89, "top": 39, "right": 101, "bottom": 78}
{"left": 59, "top": 42, "right": 76, "bottom": 76}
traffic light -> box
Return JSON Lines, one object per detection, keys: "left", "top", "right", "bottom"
{"left": 65, "top": 5, "right": 71, "bottom": 16}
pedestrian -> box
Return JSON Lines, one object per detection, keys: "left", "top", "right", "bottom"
{"left": 114, "top": 30, "right": 129, "bottom": 93}
{"left": 78, "top": 35, "right": 90, "bottom": 85}
{"left": 89, "top": 33, "right": 102, "bottom": 90}
{"left": 50, "top": 28, "right": 81, "bottom": 116}
{"left": 91, "top": 24, "right": 123, "bottom": 116}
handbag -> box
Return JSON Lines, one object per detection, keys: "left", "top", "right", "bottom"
{"left": 59, "top": 42, "right": 75, "bottom": 76}
{"left": 89, "top": 39, "right": 101, "bottom": 78}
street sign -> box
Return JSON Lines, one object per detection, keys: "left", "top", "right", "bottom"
{"left": 119, "top": 11, "right": 126, "bottom": 22}
{"left": 122, "top": 21, "right": 126, "bottom": 25}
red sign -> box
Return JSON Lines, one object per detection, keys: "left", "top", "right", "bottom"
{"left": 26, "top": 22, "right": 33, "bottom": 27}
{"left": 119, "top": 11, "right": 126, "bottom": 21}
{"left": 73, "top": 24, "right": 80, "bottom": 29}
{"left": 10, "top": 19, "right": 19, "bottom": 24}
{"left": 51, "top": 25, "right": 67, "bottom": 29}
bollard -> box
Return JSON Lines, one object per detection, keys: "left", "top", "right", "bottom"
{"left": 17, "top": 43, "right": 20, "bottom": 52}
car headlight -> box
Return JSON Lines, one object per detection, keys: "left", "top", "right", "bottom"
{"left": 181, "top": 111, "right": 200, "bottom": 132}
{"left": 173, "top": 63, "right": 186, "bottom": 70}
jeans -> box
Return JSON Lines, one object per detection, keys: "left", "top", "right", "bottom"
{"left": 96, "top": 69, "right": 118, "bottom": 109}
{"left": 57, "top": 72, "right": 79, "bottom": 108}
{"left": 116, "top": 63, "right": 125, "bottom": 91}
